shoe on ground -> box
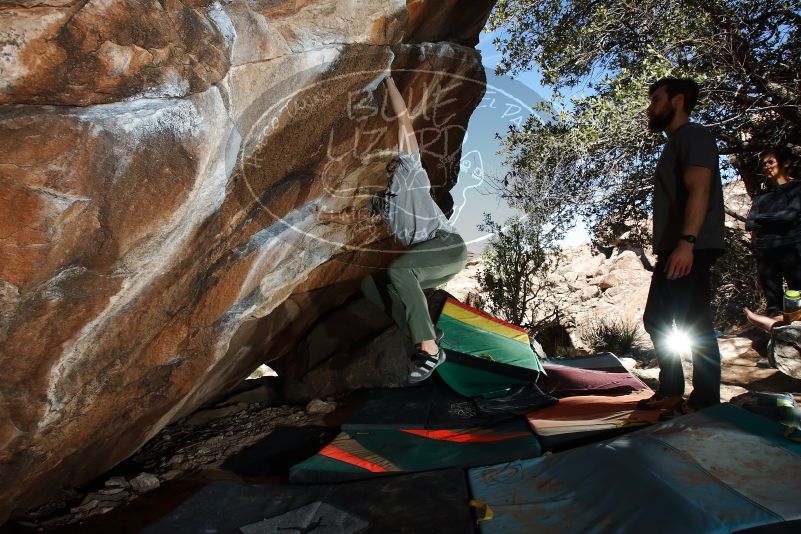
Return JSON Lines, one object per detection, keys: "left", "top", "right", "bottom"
{"left": 636, "top": 394, "right": 684, "bottom": 411}
{"left": 682, "top": 396, "right": 720, "bottom": 414}
{"left": 678, "top": 401, "right": 698, "bottom": 415}
{"left": 409, "top": 348, "right": 446, "bottom": 384}
{"left": 678, "top": 400, "right": 716, "bottom": 415}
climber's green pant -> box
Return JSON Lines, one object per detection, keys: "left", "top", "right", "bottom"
{"left": 361, "top": 230, "right": 468, "bottom": 344}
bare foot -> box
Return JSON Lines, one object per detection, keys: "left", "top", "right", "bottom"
{"left": 744, "top": 307, "right": 780, "bottom": 333}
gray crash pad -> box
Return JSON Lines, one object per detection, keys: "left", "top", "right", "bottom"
{"left": 239, "top": 502, "right": 368, "bottom": 534}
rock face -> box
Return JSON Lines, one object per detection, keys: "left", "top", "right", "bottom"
{"left": 278, "top": 291, "right": 450, "bottom": 402}
{"left": 0, "top": 0, "right": 494, "bottom": 520}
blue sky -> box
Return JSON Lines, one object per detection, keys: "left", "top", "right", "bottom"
{"left": 449, "top": 29, "right": 590, "bottom": 251}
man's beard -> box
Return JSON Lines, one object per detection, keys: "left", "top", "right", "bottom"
{"left": 648, "top": 105, "right": 675, "bottom": 133}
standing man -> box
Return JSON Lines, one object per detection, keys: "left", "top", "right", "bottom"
{"left": 639, "top": 78, "right": 725, "bottom": 413}
{"left": 317, "top": 76, "right": 467, "bottom": 383}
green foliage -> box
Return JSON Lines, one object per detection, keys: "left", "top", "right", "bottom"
{"left": 488, "top": 0, "right": 801, "bottom": 239}
{"left": 581, "top": 317, "right": 643, "bottom": 356}
{"left": 475, "top": 215, "right": 560, "bottom": 330}
{"left": 497, "top": 73, "right": 663, "bottom": 242}
{"left": 711, "top": 227, "right": 765, "bottom": 330}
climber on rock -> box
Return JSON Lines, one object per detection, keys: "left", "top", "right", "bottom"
{"left": 314, "top": 75, "right": 467, "bottom": 383}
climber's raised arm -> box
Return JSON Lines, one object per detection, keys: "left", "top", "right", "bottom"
{"left": 384, "top": 76, "right": 419, "bottom": 155}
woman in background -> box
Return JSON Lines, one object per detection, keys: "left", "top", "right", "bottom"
{"left": 745, "top": 147, "right": 801, "bottom": 318}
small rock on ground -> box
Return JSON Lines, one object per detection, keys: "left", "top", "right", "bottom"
{"left": 305, "top": 399, "right": 336, "bottom": 415}
{"left": 129, "top": 472, "right": 160, "bottom": 494}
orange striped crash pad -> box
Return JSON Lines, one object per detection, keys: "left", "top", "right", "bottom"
{"left": 526, "top": 390, "right": 662, "bottom": 445}
{"left": 289, "top": 418, "right": 541, "bottom": 483}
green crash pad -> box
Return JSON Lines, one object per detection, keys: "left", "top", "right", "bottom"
{"left": 290, "top": 417, "right": 541, "bottom": 483}
{"left": 436, "top": 297, "right": 544, "bottom": 398}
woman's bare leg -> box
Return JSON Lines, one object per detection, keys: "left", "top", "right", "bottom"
{"left": 744, "top": 307, "right": 781, "bottom": 332}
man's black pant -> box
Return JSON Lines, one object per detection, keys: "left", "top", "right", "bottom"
{"left": 643, "top": 249, "right": 722, "bottom": 407}
{"left": 756, "top": 243, "right": 801, "bottom": 316}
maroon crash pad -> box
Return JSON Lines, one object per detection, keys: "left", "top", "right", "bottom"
{"left": 539, "top": 364, "right": 648, "bottom": 398}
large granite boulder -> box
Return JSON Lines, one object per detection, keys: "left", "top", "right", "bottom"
{"left": 0, "top": 0, "right": 494, "bottom": 520}
{"left": 280, "top": 290, "right": 450, "bottom": 401}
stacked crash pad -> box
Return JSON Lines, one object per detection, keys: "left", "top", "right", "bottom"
{"left": 133, "top": 295, "right": 799, "bottom": 533}
{"left": 526, "top": 390, "right": 663, "bottom": 448}
{"left": 290, "top": 419, "right": 539, "bottom": 483}
{"left": 469, "top": 403, "right": 801, "bottom": 534}
{"left": 529, "top": 353, "right": 656, "bottom": 447}
{"left": 435, "top": 297, "right": 544, "bottom": 398}
{"left": 148, "top": 405, "right": 801, "bottom": 534}
{"left": 545, "top": 352, "right": 629, "bottom": 372}
{"left": 290, "top": 301, "right": 664, "bottom": 481}
{"left": 289, "top": 299, "right": 558, "bottom": 483}
{"left": 289, "top": 384, "right": 549, "bottom": 483}
{"left": 342, "top": 383, "right": 556, "bottom": 431}
{"left": 539, "top": 353, "right": 648, "bottom": 397}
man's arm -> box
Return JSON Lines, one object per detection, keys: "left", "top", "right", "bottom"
{"left": 665, "top": 165, "right": 711, "bottom": 279}
{"left": 384, "top": 77, "right": 419, "bottom": 155}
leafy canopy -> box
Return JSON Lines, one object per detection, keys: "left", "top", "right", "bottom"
{"left": 488, "top": 0, "right": 801, "bottom": 239}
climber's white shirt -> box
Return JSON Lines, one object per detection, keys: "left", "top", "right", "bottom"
{"left": 369, "top": 150, "right": 456, "bottom": 246}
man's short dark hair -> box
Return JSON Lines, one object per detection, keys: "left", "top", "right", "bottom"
{"left": 649, "top": 78, "right": 700, "bottom": 114}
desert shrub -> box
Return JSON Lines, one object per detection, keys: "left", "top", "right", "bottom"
{"left": 533, "top": 319, "right": 575, "bottom": 358}
{"left": 475, "top": 215, "right": 560, "bottom": 330}
{"left": 581, "top": 317, "right": 642, "bottom": 356}
{"left": 710, "top": 227, "right": 764, "bottom": 332}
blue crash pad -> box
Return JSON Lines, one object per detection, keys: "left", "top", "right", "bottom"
{"left": 469, "top": 403, "right": 801, "bottom": 534}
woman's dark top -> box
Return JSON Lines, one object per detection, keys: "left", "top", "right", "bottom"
{"left": 745, "top": 179, "right": 801, "bottom": 251}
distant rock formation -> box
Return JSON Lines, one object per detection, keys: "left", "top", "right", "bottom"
{"left": 0, "top": 0, "right": 494, "bottom": 520}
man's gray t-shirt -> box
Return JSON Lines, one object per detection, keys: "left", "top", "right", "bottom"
{"left": 369, "top": 150, "right": 455, "bottom": 246}
{"left": 653, "top": 122, "right": 725, "bottom": 252}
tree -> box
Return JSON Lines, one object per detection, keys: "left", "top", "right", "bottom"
{"left": 475, "top": 215, "right": 560, "bottom": 331}
{"left": 710, "top": 227, "right": 764, "bottom": 328}
{"left": 488, "top": 0, "right": 801, "bottom": 239}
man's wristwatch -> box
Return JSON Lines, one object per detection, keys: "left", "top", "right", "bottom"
{"left": 680, "top": 234, "right": 697, "bottom": 244}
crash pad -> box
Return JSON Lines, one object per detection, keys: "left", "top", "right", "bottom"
{"left": 141, "top": 470, "right": 473, "bottom": 534}
{"left": 538, "top": 362, "right": 647, "bottom": 397}
{"left": 545, "top": 353, "right": 628, "bottom": 372}
{"left": 526, "top": 390, "right": 661, "bottom": 448}
{"left": 290, "top": 418, "right": 541, "bottom": 484}
{"left": 474, "top": 383, "right": 558, "bottom": 417}
{"left": 220, "top": 426, "right": 339, "bottom": 477}
{"left": 239, "top": 502, "right": 368, "bottom": 534}
{"left": 343, "top": 382, "right": 556, "bottom": 431}
{"left": 436, "top": 298, "right": 544, "bottom": 398}
{"left": 469, "top": 403, "right": 801, "bottom": 534}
